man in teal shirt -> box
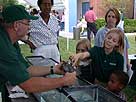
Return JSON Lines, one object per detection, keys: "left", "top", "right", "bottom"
{"left": 0, "top": 5, "right": 76, "bottom": 102}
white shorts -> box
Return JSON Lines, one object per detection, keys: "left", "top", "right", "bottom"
{"left": 33, "top": 44, "right": 60, "bottom": 63}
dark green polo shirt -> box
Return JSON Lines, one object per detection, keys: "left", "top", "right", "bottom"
{"left": 0, "top": 25, "right": 30, "bottom": 102}
{"left": 88, "top": 46, "right": 124, "bottom": 82}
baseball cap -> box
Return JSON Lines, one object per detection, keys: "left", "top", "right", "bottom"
{"left": 2, "top": 5, "right": 38, "bottom": 23}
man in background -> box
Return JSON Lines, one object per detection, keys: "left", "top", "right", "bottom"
{"left": 85, "top": 6, "right": 97, "bottom": 41}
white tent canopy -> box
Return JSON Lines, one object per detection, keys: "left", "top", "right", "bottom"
{"left": 20, "top": 0, "right": 64, "bottom": 10}
{"left": 23, "top": 0, "right": 37, "bottom": 7}
{"left": 23, "top": 0, "right": 40, "bottom": 10}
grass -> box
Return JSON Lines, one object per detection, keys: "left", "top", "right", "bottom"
{"left": 127, "top": 36, "right": 136, "bottom": 54}
{"left": 20, "top": 35, "right": 136, "bottom": 102}
{"left": 20, "top": 36, "right": 136, "bottom": 60}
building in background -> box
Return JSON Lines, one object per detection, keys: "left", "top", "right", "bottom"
{"left": 18, "top": 0, "right": 135, "bottom": 32}
{"left": 91, "top": 0, "right": 134, "bottom": 19}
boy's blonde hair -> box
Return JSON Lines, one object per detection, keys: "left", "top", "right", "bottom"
{"left": 104, "top": 28, "right": 124, "bottom": 54}
{"left": 76, "top": 38, "right": 91, "bottom": 51}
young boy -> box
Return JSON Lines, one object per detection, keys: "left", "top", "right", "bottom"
{"left": 106, "top": 70, "right": 129, "bottom": 101}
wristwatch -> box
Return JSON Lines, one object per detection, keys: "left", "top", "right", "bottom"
{"left": 50, "top": 66, "right": 54, "bottom": 74}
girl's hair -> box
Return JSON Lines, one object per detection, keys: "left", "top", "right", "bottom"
{"left": 105, "top": 8, "right": 120, "bottom": 26}
{"left": 37, "top": 0, "right": 54, "bottom": 7}
{"left": 76, "top": 38, "right": 91, "bottom": 51}
{"left": 104, "top": 28, "right": 124, "bottom": 54}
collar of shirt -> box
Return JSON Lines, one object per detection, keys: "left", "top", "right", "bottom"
{"left": 29, "top": 14, "right": 59, "bottom": 46}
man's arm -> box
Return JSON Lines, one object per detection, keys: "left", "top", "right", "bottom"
{"left": 21, "top": 39, "right": 36, "bottom": 50}
{"left": 27, "top": 64, "right": 64, "bottom": 77}
{"left": 20, "top": 64, "right": 76, "bottom": 93}
{"left": 19, "top": 72, "right": 76, "bottom": 93}
{"left": 27, "top": 66, "right": 51, "bottom": 77}
{"left": 21, "top": 34, "right": 36, "bottom": 50}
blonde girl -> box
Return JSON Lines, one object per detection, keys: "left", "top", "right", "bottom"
{"left": 76, "top": 39, "right": 95, "bottom": 83}
{"left": 76, "top": 38, "right": 91, "bottom": 53}
{"left": 103, "top": 28, "right": 124, "bottom": 55}
{"left": 72, "top": 28, "right": 124, "bottom": 82}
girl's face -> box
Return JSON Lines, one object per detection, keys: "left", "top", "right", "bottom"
{"left": 76, "top": 44, "right": 87, "bottom": 53}
{"left": 104, "top": 33, "right": 119, "bottom": 50}
{"left": 107, "top": 74, "right": 123, "bottom": 92}
{"left": 76, "top": 43, "right": 90, "bottom": 66}
{"left": 106, "top": 11, "right": 117, "bottom": 28}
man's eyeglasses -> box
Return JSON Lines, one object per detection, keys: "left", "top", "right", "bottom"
{"left": 18, "top": 22, "right": 29, "bottom": 26}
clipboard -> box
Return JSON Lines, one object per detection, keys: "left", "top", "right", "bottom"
{"left": 25, "top": 56, "right": 59, "bottom": 66}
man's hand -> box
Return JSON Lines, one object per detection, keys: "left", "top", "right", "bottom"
{"left": 54, "top": 62, "right": 65, "bottom": 74}
{"left": 62, "top": 72, "right": 77, "bottom": 86}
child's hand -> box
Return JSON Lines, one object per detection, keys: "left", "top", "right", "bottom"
{"left": 71, "top": 53, "right": 82, "bottom": 67}
{"left": 70, "top": 52, "right": 90, "bottom": 67}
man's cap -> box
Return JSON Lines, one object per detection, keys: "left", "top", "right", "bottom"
{"left": 2, "top": 5, "right": 38, "bottom": 23}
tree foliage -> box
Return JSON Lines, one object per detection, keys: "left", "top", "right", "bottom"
{"left": 101, "top": 0, "right": 131, "bottom": 13}
{"left": 0, "top": 0, "right": 18, "bottom": 7}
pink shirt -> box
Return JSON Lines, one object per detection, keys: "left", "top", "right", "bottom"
{"left": 85, "top": 10, "right": 97, "bottom": 23}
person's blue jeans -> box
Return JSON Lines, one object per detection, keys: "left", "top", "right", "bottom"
{"left": 60, "top": 22, "right": 64, "bottom": 30}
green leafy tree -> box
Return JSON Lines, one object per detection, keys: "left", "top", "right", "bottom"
{"left": 101, "top": 0, "right": 131, "bottom": 11}
{"left": 100, "top": 0, "right": 132, "bottom": 18}
{"left": 0, "top": 0, "right": 18, "bottom": 8}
